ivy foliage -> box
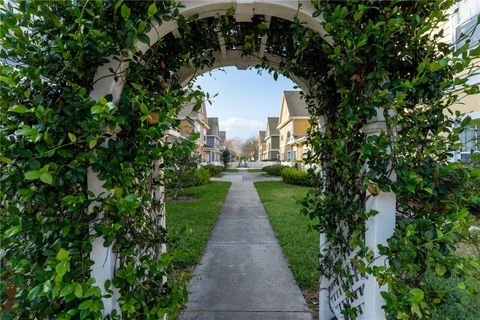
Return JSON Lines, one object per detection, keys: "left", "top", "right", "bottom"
{"left": 0, "top": 0, "right": 209, "bottom": 318}
{"left": 1, "top": 0, "right": 480, "bottom": 319}
{"left": 302, "top": 0, "right": 480, "bottom": 319}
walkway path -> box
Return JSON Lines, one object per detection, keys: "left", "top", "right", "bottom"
{"left": 181, "top": 170, "right": 311, "bottom": 320}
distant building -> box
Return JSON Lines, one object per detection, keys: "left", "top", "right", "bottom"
{"left": 173, "top": 100, "right": 209, "bottom": 160}
{"left": 264, "top": 117, "right": 280, "bottom": 160}
{"left": 277, "top": 91, "right": 310, "bottom": 162}
{"left": 447, "top": 0, "right": 480, "bottom": 161}
{"left": 204, "top": 117, "right": 222, "bottom": 164}
{"left": 258, "top": 130, "right": 266, "bottom": 160}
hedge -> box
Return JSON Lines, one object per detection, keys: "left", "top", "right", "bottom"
{"left": 262, "top": 164, "right": 287, "bottom": 176}
{"left": 166, "top": 167, "right": 211, "bottom": 189}
{"left": 202, "top": 164, "right": 224, "bottom": 177}
{"left": 280, "top": 167, "right": 317, "bottom": 187}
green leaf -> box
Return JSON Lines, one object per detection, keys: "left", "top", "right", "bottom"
{"left": 470, "top": 44, "right": 480, "bottom": 57}
{"left": 68, "top": 132, "right": 77, "bottom": 143}
{"left": 56, "top": 248, "right": 69, "bottom": 261}
{"left": 74, "top": 283, "right": 83, "bottom": 298}
{"left": 140, "top": 104, "right": 149, "bottom": 115}
{"left": 9, "top": 104, "right": 30, "bottom": 113}
{"left": 25, "top": 170, "right": 40, "bottom": 180}
{"left": 60, "top": 284, "right": 74, "bottom": 297}
{"left": 137, "top": 33, "right": 150, "bottom": 45}
{"left": 114, "top": 0, "right": 122, "bottom": 11}
{"left": 457, "top": 282, "right": 466, "bottom": 289}
{"left": 148, "top": 3, "right": 157, "bottom": 16}
{"left": 55, "top": 261, "right": 69, "bottom": 277}
{"left": 89, "top": 139, "right": 98, "bottom": 149}
{"left": 435, "top": 263, "right": 446, "bottom": 276}
{"left": 429, "top": 61, "right": 443, "bottom": 72}
{"left": 91, "top": 105, "right": 104, "bottom": 114}
{"left": 40, "top": 172, "right": 53, "bottom": 185}
{"left": 4, "top": 225, "right": 21, "bottom": 238}
{"left": 121, "top": 4, "right": 131, "bottom": 21}
{"left": 28, "top": 285, "right": 42, "bottom": 301}
{"left": 1, "top": 156, "right": 12, "bottom": 164}
{"left": 409, "top": 288, "right": 424, "bottom": 303}
{"left": 354, "top": 11, "right": 363, "bottom": 22}
{"left": 324, "top": 22, "right": 333, "bottom": 32}
{"left": 411, "top": 302, "right": 422, "bottom": 318}
{"left": 78, "top": 299, "right": 92, "bottom": 310}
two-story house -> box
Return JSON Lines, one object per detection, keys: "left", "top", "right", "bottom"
{"left": 177, "top": 100, "right": 209, "bottom": 160}
{"left": 447, "top": 0, "right": 480, "bottom": 161}
{"left": 258, "top": 131, "right": 266, "bottom": 160}
{"left": 277, "top": 91, "right": 310, "bottom": 162}
{"left": 264, "top": 117, "right": 280, "bottom": 160}
{"left": 204, "top": 117, "right": 222, "bottom": 164}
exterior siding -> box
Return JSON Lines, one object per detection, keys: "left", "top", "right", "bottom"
{"left": 293, "top": 119, "right": 309, "bottom": 136}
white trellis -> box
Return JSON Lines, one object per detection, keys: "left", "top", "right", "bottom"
{"left": 319, "top": 109, "right": 396, "bottom": 320}
{"left": 88, "top": 1, "right": 396, "bottom": 319}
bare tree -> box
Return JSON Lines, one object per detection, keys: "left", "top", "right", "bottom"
{"left": 224, "top": 138, "right": 242, "bottom": 156}
{"left": 241, "top": 136, "right": 259, "bottom": 161}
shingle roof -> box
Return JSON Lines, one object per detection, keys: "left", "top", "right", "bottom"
{"left": 258, "top": 130, "right": 265, "bottom": 142}
{"left": 267, "top": 117, "right": 279, "bottom": 136}
{"left": 178, "top": 100, "right": 208, "bottom": 125}
{"left": 283, "top": 91, "right": 309, "bottom": 117}
{"left": 178, "top": 102, "right": 198, "bottom": 118}
{"left": 207, "top": 117, "right": 219, "bottom": 135}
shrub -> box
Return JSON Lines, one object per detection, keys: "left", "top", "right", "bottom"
{"left": 191, "top": 167, "right": 211, "bottom": 186}
{"left": 203, "top": 164, "right": 224, "bottom": 177}
{"left": 262, "top": 164, "right": 287, "bottom": 176}
{"left": 281, "top": 167, "right": 317, "bottom": 187}
{"left": 166, "top": 167, "right": 211, "bottom": 189}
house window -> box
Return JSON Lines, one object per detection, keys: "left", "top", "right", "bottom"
{"left": 287, "top": 151, "right": 292, "bottom": 161}
{"left": 454, "top": 0, "right": 480, "bottom": 50}
{"left": 459, "top": 123, "right": 480, "bottom": 161}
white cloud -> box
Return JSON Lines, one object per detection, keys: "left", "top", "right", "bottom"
{"left": 219, "top": 117, "right": 264, "bottom": 140}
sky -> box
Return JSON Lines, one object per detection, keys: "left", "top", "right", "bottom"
{"left": 193, "top": 67, "right": 298, "bottom": 141}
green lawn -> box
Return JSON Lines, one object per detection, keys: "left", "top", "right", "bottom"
{"left": 226, "top": 168, "right": 239, "bottom": 172}
{"left": 247, "top": 168, "right": 263, "bottom": 172}
{"left": 254, "top": 181, "right": 319, "bottom": 290}
{"left": 166, "top": 181, "right": 231, "bottom": 269}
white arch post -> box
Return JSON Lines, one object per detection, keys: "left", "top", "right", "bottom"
{"left": 87, "top": 0, "right": 330, "bottom": 317}
{"left": 361, "top": 108, "right": 396, "bottom": 320}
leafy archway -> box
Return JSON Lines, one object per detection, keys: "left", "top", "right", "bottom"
{"left": 1, "top": 1, "right": 479, "bottom": 319}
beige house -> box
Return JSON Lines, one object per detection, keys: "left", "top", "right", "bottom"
{"left": 258, "top": 131, "right": 266, "bottom": 160}
{"left": 264, "top": 117, "right": 280, "bottom": 160}
{"left": 446, "top": 0, "right": 480, "bottom": 161}
{"left": 277, "top": 91, "right": 311, "bottom": 161}
{"left": 176, "top": 100, "right": 209, "bottom": 160}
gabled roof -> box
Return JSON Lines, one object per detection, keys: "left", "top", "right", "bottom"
{"left": 258, "top": 130, "right": 265, "bottom": 142}
{"left": 266, "top": 117, "right": 279, "bottom": 136}
{"left": 207, "top": 117, "right": 219, "bottom": 136}
{"left": 178, "top": 100, "right": 209, "bottom": 127}
{"left": 219, "top": 131, "right": 226, "bottom": 143}
{"left": 283, "top": 91, "right": 309, "bottom": 117}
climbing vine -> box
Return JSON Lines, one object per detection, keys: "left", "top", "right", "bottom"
{"left": 0, "top": 1, "right": 212, "bottom": 318}
{"left": 1, "top": 0, "right": 479, "bottom": 319}
{"left": 301, "top": 1, "right": 480, "bottom": 319}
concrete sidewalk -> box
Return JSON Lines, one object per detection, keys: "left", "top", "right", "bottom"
{"left": 180, "top": 172, "right": 311, "bottom": 320}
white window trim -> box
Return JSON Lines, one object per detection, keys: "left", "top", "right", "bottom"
{"left": 453, "top": 111, "right": 480, "bottom": 161}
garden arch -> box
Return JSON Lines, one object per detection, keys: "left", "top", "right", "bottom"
{"left": 88, "top": 1, "right": 396, "bottom": 319}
